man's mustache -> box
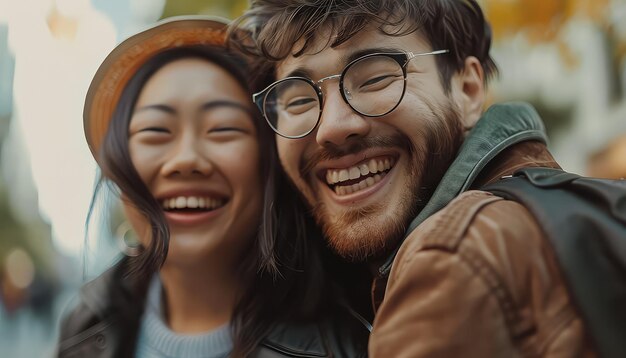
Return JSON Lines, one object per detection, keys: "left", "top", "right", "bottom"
{"left": 300, "top": 134, "right": 411, "bottom": 178}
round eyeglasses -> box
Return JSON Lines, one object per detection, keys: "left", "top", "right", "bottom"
{"left": 253, "top": 49, "right": 449, "bottom": 139}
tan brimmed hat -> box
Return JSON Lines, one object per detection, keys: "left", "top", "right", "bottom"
{"left": 83, "top": 15, "right": 232, "bottom": 159}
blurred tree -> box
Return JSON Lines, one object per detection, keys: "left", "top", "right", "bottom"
{"left": 483, "top": 0, "right": 613, "bottom": 71}
{"left": 0, "top": 24, "right": 13, "bottom": 141}
{"left": 0, "top": 24, "right": 59, "bottom": 312}
{"left": 480, "top": 0, "right": 626, "bottom": 177}
{"left": 0, "top": 178, "right": 59, "bottom": 314}
{"left": 588, "top": 135, "right": 626, "bottom": 179}
{"left": 161, "top": 0, "right": 248, "bottom": 20}
{"left": 483, "top": 0, "right": 610, "bottom": 43}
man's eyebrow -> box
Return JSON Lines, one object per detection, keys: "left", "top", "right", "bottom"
{"left": 282, "top": 47, "right": 405, "bottom": 79}
{"left": 343, "top": 47, "right": 404, "bottom": 64}
{"left": 283, "top": 68, "right": 314, "bottom": 79}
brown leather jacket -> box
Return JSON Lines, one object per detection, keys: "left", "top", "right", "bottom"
{"left": 369, "top": 141, "right": 597, "bottom": 357}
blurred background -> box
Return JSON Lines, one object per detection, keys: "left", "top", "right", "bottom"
{"left": 0, "top": 0, "right": 625, "bottom": 356}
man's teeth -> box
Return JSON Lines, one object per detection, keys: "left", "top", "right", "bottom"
{"left": 335, "top": 174, "right": 384, "bottom": 195}
{"left": 326, "top": 157, "right": 394, "bottom": 185}
{"left": 162, "top": 196, "right": 224, "bottom": 210}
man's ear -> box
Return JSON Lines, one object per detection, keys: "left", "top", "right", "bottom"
{"left": 454, "top": 56, "right": 485, "bottom": 130}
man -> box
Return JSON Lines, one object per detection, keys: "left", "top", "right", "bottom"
{"left": 233, "top": 0, "right": 595, "bottom": 356}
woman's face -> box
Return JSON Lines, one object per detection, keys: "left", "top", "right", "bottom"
{"left": 126, "top": 57, "right": 262, "bottom": 267}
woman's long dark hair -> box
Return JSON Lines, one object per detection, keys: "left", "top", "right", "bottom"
{"left": 89, "top": 45, "right": 346, "bottom": 356}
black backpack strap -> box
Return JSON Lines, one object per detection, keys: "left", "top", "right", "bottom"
{"left": 483, "top": 168, "right": 626, "bottom": 357}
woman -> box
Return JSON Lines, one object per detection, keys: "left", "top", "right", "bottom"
{"left": 57, "top": 16, "right": 369, "bottom": 357}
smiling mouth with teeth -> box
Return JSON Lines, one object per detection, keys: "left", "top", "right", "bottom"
{"left": 325, "top": 157, "right": 396, "bottom": 196}
{"left": 162, "top": 196, "right": 226, "bottom": 212}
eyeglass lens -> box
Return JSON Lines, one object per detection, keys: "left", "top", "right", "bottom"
{"left": 264, "top": 54, "right": 406, "bottom": 138}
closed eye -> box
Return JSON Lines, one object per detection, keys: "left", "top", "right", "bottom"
{"left": 360, "top": 74, "right": 397, "bottom": 88}
{"left": 285, "top": 97, "right": 317, "bottom": 109}
{"left": 208, "top": 127, "right": 251, "bottom": 136}
{"left": 140, "top": 127, "right": 170, "bottom": 133}
{"left": 210, "top": 127, "right": 245, "bottom": 133}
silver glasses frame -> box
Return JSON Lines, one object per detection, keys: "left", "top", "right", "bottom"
{"left": 253, "top": 49, "right": 450, "bottom": 139}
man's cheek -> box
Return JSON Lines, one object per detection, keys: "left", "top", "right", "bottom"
{"left": 278, "top": 142, "right": 303, "bottom": 178}
{"left": 278, "top": 151, "right": 296, "bottom": 181}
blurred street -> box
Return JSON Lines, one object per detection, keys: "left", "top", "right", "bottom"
{"left": 0, "top": 0, "right": 625, "bottom": 356}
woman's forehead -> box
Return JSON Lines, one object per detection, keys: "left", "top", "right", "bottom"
{"left": 136, "top": 58, "right": 249, "bottom": 105}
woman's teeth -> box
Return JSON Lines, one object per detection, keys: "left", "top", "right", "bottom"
{"left": 162, "top": 196, "right": 224, "bottom": 210}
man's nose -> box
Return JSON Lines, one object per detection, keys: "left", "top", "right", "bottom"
{"left": 315, "top": 89, "right": 371, "bottom": 147}
{"left": 161, "top": 137, "right": 213, "bottom": 177}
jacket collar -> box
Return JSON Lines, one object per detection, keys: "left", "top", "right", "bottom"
{"left": 80, "top": 257, "right": 146, "bottom": 320}
{"left": 378, "top": 102, "right": 549, "bottom": 277}
{"left": 470, "top": 140, "right": 560, "bottom": 189}
{"left": 78, "top": 259, "right": 360, "bottom": 357}
{"left": 262, "top": 323, "right": 328, "bottom": 357}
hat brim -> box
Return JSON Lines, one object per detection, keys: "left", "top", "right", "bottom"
{"left": 84, "top": 15, "right": 232, "bottom": 159}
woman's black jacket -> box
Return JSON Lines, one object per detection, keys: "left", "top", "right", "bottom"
{"left": 56, "top": 259, "right": 369, "bottom": 357}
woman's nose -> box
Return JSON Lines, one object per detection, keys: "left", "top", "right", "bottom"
{"left": 160, "top": 138, "right": 213, "bottom": 177}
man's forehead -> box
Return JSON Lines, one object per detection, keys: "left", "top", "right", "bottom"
{"left": 275, "top": 25, "right": 431, "bottom": 79}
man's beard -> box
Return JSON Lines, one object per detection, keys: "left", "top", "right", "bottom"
{"left": 304, "top": 102, "right": 464, "bottom": 262}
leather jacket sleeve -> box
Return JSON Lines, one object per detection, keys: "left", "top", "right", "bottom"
{"left": 369, "top": 191, "right": 593, "bottom": 357}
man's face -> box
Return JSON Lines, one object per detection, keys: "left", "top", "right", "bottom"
{"left": 274, "top": 26, "right": 466, "bottom": 261}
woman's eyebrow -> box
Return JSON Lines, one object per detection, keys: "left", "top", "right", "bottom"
{"left": 200, "top": 100, "right": 254, "bottom": 116}
{"left": 134, "top": 104, "right": 176, "bottom": 115}
{"left": 134, "top": 101, "right": 255, "bottom": 117}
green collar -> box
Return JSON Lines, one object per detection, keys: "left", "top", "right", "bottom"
{"left": 379, "top": 102, "right": 548, "bottom": 276}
